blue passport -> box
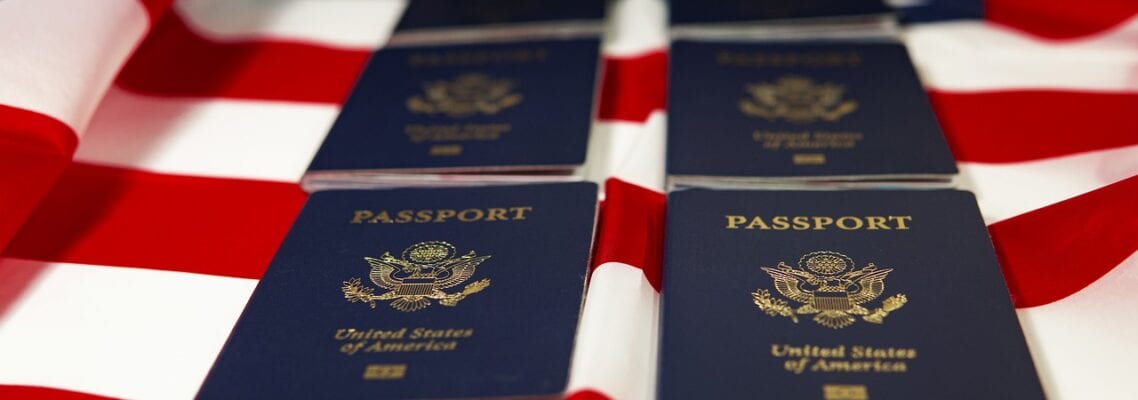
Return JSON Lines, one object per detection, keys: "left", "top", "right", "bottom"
{"left": 306, "top": 39, "right": 599, "bottom": 180}
{"left": 669, "top": 0, "right": 890, "bottom": 25}
{"left": 667, "top": 41, "right": 957, "bottom": 186}
{"left": 395, "top": 0, "right": 606, "bottom": 31}
{"left": 895, "top": 0, "right": 983, "bottom": 23}
{"left": 198, "top": 183, "right": 598, "bottom": 399}
{"left": 659, "top": 189, "right": 1044, "bottom": 399}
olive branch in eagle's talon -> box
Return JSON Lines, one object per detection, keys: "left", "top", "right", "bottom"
{"left": 864, "top": 293, "right": 908, "bottom": 324}
{"left": 438, "top": 279, "right": 492, "bottom": 307}
{"left": 752, "top": 289, "right": 799, "bottom": 323}
{"left": 342, "top": 278, "right": 381, "bottom": 308}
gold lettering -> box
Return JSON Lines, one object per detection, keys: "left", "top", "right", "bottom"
{"left": 367, "top": 211, "right": 393, "bottom": 224}
{"left": 812, "top": 216, "right": 834, "bottom": 230}
{"left": 771, "top": 344, "right": 786, "bottom": 357}
{"left": 395, "top": 210, "right": 414, "bottom": 223}
{"left": 350, "top": 208, "right": 535, "bottom": 224}
{"left": 405, "top": 123, "right": 511, "bottom": 143}
{"left": 793, "top": 153, "right": 826, "bottom": 165}
{"left": 407, "top": 48, "right": 550, "bottom": 67}
{"left": 725, "top": 215, "right": 747, "bottom": 229}
{"left": 771, "top": 216, "right": 790, "bottom": 230}
{"left": 429, "top": 144, "right": 463, "bottom": 156}
{"left": 746, "top": 216, "right": 771, "bottom": 230}
{"left": 717, "top": 51, "right": 862, "bottom": 68}
{"left": 334, "top": 328, "right": 407, "bottom": 340}
{"left": 890, "top": 216, "right": 912, "bottom": 230}
{"left": 433, "top": 209, "right": 456, "bottom": 223}
{"left": 485, "top": 208, "right": 508, "bottom": 221}
{"left": 865, "top": 216, "right": 889, "bottom": 230}
{"left": 457, "top": 208, "right": 484, "bottom": 222}
{"left": 792, "top": 216, "right": 811, "bottom": 230}
{"left": 409, "top": 328, "right": 475, "bottom": 339}
{"left": 836, "top": 216, "right": 863, "bottom": 230}
{"left": 363, "top": 364, "right": 406, "bottom": 380}
{"left": 723, "top": 215, "right": 914, "bottom": 231}
{"left": 509, "top": 206, "right": 533, "bottom": 220}
{"left": 350, "top": 210, "right": 373, "bottom": 224}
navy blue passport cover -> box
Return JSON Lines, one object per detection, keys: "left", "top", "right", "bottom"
{"left": 667, "top": 41, "right": 957, "bottom": 180}
{"left": 670, "top": 0, "right": 889, "bottom": 25}
{"left": 660, "top": 189, "right": 1044, "bottom": 399}
{"left": 308, "top": 39, "right": 599, "bottom": 172}
{"left": 197, "top": 183, "right": 598, "bottom": 399}
{"left": 396, "top": 0, "right": 606, "bottom": 31}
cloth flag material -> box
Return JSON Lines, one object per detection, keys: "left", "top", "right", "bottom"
{"left": 0, "top": 0, "right": 1135, "bottom": 399}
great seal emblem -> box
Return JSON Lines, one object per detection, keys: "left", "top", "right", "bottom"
{"left": 341, "top": 241, "right": 491, "bottom": 312}
{"left": 738, "top": 75, "right": 858, "bottom": 123}
{"left": 406, "top": 73, "right": 522, "bottom": 117}
{"left": 751, "top": 251, "right": 907, "bottom": 329}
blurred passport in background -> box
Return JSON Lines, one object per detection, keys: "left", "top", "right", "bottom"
{"left": 305, "top": 39, "right": 601, "bottom": 190}
{"left": 391, "top": 0, "right": 607, "bottom": 45}
{"left": 667, "top": 41, "right": 957, "bottom": 188}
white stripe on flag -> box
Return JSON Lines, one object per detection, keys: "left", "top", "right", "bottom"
{"left": 904, "top": 19, "right": 1138, "bottom": 93}
{"left": 0, "top": 0, "right": 149, "bottom": 132}
{"left": 958, "top": 144, "right": 1138, "bottom": 224}
{"left": 75, "top": 87, "right": 340, "bottom": 182}
{"left": 567, "top": 262, "right": 660, "bottom": 400}
{"left": 602, "top": 0, "right": 668, "bottom": 56}
{"left": 175, "top": 0, "right": 405, "bottom": 49}
{"left": 581, "top": 112, "right": 668, "bottom": 193}
{"left": 0, "top": 258, "right": 255, "bottom": 400}
{"left": 1017, "top": 251, "right": 1138, "bottom": 400}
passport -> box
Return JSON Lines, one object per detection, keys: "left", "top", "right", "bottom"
{"left": 391, "top": 0, "right": 606, "bottom": 46}
{"left": 669, "top": 0, "right": 890, "bottom": 25}
{"left": 198, "top": 183, "right": 599, "bottom": 399}
{"left": 659, "top": 189, "right": 1044, "bottom": 399}
{"left": 895, "top": 0, "right": 983, "bottom": 24}
{"left": 667, "top": 41, "right": 957, "bottom": 187}
{"left": 395, "top": 0, "right": 606, "bottom": 31}
{"left": 305, "top": 39, "right": 600, "bottom": 188}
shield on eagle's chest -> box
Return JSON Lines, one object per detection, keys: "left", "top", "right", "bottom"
{"left": 813, "top": 291, "right": 851, "bottom": 311}
{"left": 395, "top": 277, "right": 437, "bottom": 296}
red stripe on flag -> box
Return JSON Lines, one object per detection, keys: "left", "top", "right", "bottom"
{"left": 987, "top": 0, "right": 1138, "bottom": 39}
{"left": 598, "top": 51, "right": 668, "bottom": 123}
{"left": 990, "top": 174, "right": 1138, "bottom": 308}
{"left": 0, "top": 105, "right": 78, "bottom": 251}
{"left": 2, "top": 163, "right": 307, "bottom": 279}
{"left": 117, "top": 8, "right": 669, "bottom": 124}
{"left": 565, "top": 388, "right": 613, "bottom": 400}
{"left": 929, "top": 90, "right": 1138, "bottom": 163}
{"left": 135, "top": 0, "right": 175, "bottom": 24}
{"left": 592, "top": 179, "right": 666, "bottom": 291}
{"left": 0, "top": 385, "right": 114, "bottom": 400}
{"left": 0, "top": 260, "right": 49, "bottom": 320}
{"left": 116, "top": 10, "right": 371, "bottom": 103}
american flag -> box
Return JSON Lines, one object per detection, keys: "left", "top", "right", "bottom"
{"left": 0, "top": 0, "right": 1135, "bottom": 398}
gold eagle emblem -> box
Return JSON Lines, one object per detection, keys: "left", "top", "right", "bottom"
{"left": 406, "top": 73, "right": 522, "bottom": 117}
{"left": 751, "top": 251, "right": 906, "bottom": 329}
{"left": 341, "top": 241, "right": 491, "bottom": 312}
{"left": 738, "top": 75, "right": 858, "bottom": 123}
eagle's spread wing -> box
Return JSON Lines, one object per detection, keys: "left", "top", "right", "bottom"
{"left": 761, "top": 266, "right": 814, "bottom": 304}
{"left": 365, "top": 256, "right": 403, "bottom": 290}
{"left": 435, "top": 255, "right": 490, "bottom": 289}
{"left": 847, "top": 268, "right": 892, "bottom": 305}
{"left": 486, "top": 79, "right": 513, "bottom": 98}
{"left": 751, "top": 84, "right": 778, "bottom": 106}
{"left": 818, "top": 85, "right": 844, "bottom": 107}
